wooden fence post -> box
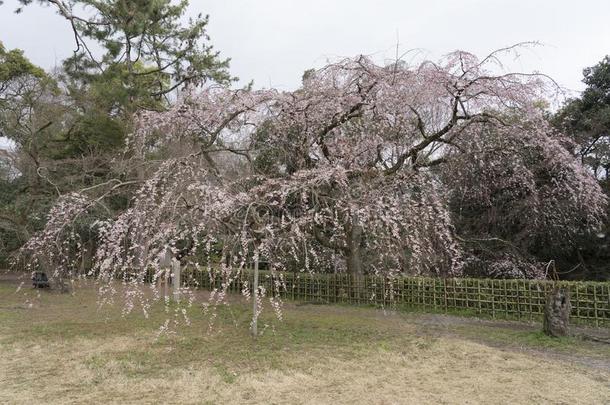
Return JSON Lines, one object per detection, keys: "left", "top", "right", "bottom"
{"left": 251, "top": 252, "right": 259, "bottom": 337}
{"left": 172, "top": 259, "right": 181, "bottom": 303}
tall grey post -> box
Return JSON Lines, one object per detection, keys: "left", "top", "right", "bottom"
{"left": 172, "top": 258, "right": 181, "bottom": 303}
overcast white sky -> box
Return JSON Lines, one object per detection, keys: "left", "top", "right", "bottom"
{"left": 0, "top": 0, "right": 609, "bottom": 93}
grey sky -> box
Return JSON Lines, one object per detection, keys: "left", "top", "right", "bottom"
{"left": 0, "top": 0, "right": 609, "bottom": 93}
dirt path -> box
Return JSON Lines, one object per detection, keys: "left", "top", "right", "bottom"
{"left": 409, "top": 312, "right": 610, "bottom": 371}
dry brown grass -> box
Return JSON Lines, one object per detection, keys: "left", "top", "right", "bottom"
{"left": 1, "top": 279, "right": 609, "bottom": 404}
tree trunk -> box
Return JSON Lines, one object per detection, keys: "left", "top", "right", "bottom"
{"left": 345, "top": 215, "right": 364, "bottom": 275}
{"left": 346, "top": 245, "right": 363, "bottom": 275}
{"left": 543, "top": 286, "right": 571, "bottom": 337}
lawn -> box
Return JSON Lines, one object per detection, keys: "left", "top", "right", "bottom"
{"left": 1, "top": 277, "right": 609, "bottom": 404}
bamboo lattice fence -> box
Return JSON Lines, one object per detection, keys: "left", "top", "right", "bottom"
{"left": 179, "top": 268, "right": 610, "bottom": 327}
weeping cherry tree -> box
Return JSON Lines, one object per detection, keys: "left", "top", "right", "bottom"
{"left": 19, "top": 46, "right": 606, "bottom": 333}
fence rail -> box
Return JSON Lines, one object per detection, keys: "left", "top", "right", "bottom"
{"left": 179, "top": 269, "right": 610, "bottom": 327}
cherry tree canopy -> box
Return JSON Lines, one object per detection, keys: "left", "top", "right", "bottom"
{"left": 19, "top": 47, "right": 607, "bottom": 318}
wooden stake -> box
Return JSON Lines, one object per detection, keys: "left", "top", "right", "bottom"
{"left": 251, "top": 253, "right": 259, "bottom": 337}
{"left": 172, "top": 259, "right": 181, "bottom": 303}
